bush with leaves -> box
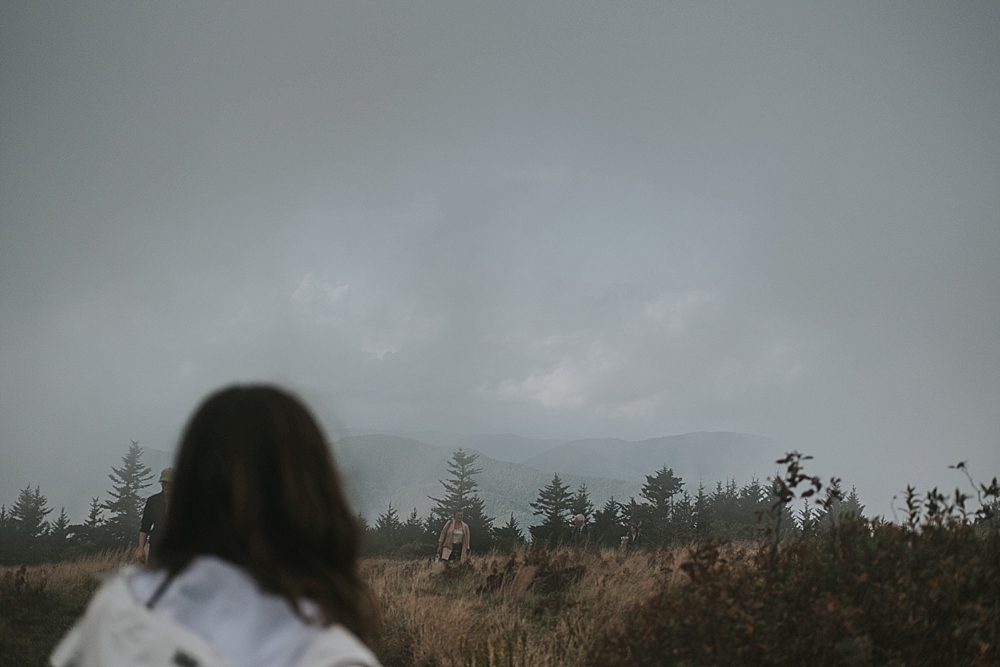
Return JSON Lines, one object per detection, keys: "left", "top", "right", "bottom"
{"left": 591, "top": 455, "right": 1000, "bottom": 667}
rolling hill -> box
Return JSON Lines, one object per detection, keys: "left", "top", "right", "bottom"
{"left": 342, "top": 429, "right": 566, "bottom": 463}
{"left": 521, "top": 431, "right": 786, "bottom": 487}
{"left": 332, "top": 434, "right": 641, "bottom": 528}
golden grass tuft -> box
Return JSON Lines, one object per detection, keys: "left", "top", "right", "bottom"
{"left": 363, "top": 544, "right": 756, "bottom": 667}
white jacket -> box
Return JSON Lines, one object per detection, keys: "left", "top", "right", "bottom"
{"left": 50, "top": 557, "right": 381, "bottom": 667}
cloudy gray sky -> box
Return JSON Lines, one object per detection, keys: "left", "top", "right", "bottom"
{"left": 2, "top": 1, "right": 998, "bottom": 519}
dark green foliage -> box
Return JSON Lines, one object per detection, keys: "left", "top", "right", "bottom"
{"left": 101, "top": 440, "right": 154, "bottom": 550}
{"left": 591, "top": 456, "right": 1000, "bottom": 667}
{"left": 428, "top": 449, "right": 495, "bottom": 553}
{"left": 526, "top": 548, "right": 587, "bottom": 596}
{"left": 66, "top": 498, "right": 108, "bottom": 557}
{"left": 399, "top": 508, "right": 428, "bottom": 546}
{"left": 10, "top": 487, "right": 52, "bottom": 540}
{"left": 369, "top": 503, "right": 403, "bottom": 554}
{"left": 477, "top": 552, "right": 521, "bottom": 593}
{"left": 591, "top": 496, "right": 623, "bottom": 547}
{"left": 492, "top": 513, "right": 526, "bottom": 552}
{"left": 640, "top": 466, "right": 682, "bottom": 513}
{"left": 570, "top": 483, "right": 594, "bottom": 520}
{"left": 592, "top": 516, "right": 1000, "bottom": 667}
{"left": 0, "top": 567, "right": 99, "bottom": 667}
{"left": 1, "top": 487, "right": 53, "bottom": 565}
{"left": 529, "top": 473, "right": 573, "bottom": 546}
{"left": 47, "top": 509, "right": 71, "bottom": 561}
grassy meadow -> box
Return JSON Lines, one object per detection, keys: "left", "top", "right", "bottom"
{"left": 3, "top": 518, "right": 1000, "bottom": 667}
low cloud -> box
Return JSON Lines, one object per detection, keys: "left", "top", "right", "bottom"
{"left": 479, "top": 292, "right": 814, "bottom": 421}
{"left": 292, "top": 273, "right": 350, "bottom": 321}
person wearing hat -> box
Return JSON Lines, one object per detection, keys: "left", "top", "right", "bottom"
{"left": 135, "top": 467, "right": 174, "bottom": 564}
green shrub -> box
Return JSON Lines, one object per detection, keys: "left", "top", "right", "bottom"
{"left": 0, "top": 566, "right": 99, "bottom": 667}
{"left": 591, "top": 516, "right": 1000, "bottom": 666}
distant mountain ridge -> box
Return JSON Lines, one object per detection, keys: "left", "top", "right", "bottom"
{"left": 141, "top": 432, "right": 785, "bottom": 532}
{"left": 333, "top": 434, "right": 641, "bottom": 527}
{"left": 522, "top": 432, "right": 785, "bottom": 485}
{"left": 342, "top": 429, "right": 566, "bottom": 463}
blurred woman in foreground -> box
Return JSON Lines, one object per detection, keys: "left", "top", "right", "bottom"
{"left": 52, "top": 385, "right": 381, "bottom": 667}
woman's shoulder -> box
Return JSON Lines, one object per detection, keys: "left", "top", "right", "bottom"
{"left": 299, "top": 625, "right": 382, "bottom": 667}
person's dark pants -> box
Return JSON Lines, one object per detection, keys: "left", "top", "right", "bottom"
{"left": 446, "top": 544, "right": 463, "bottom": 562}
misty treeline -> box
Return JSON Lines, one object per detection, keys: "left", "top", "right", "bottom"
{"left": 362, "top": 449, "right": 867, "bottom": 558}
{"left": 0, "top": 441, "right": 152, "bottom": 565}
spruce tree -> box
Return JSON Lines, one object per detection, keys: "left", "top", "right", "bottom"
{"left": 840, "top": 486, "right": 865, "bottom": 518}
{"left": 641, "top": 466, "right": 684, "bottom": 511}
{"left": 49, "top": 507, "right": 71, "bottom": 560}
{"left": 399, "top": 508, "right": 428, "bottom": 546}
{"left": 529, "top": 473, "right": 573, "bottom": 545}
{"left": 8, "top": 485, "right": 52, "bottom": 563}
{"left": 374, "top": 503, "right": 403, "bottom": 549}
{"left": 0, "top": 505, "right": 9, "bottom": 564}
{"left": 692, "top": 482, "right": 710, "bottom": 540}
{"left": 85, "top": 496, "right": 105, "bottom": 528}
{"left": 592, "top": 496, "right": 622, "bottom": 547}
{"left": 103, "top": 440, "right": 154, "bottom": 549}
{"left": 428, "top": 449, "right": 494, "bottom": 552}
{"left": 492, "top": 513, "right": 526, "bottom": 551}
{"left": 571, "top": 483, "right": 595, "bottom": 520}
{"left": 640, "top": 466, "right": 684, "bottom": 544}
{"left": 10, "top": 485, "right": 52, "bottom": 539}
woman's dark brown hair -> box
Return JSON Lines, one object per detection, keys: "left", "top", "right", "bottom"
{"left": 155, "top": 385, "right": 379, "bottom": 644}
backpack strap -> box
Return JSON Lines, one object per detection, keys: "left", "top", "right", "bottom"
{"left": 146, "top": 571, "right": 176, "bottom": 609}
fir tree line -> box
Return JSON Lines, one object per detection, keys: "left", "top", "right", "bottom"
{"left": 1, "top": 442, "right": 873, "bottom": 564}
{"left": 0, "top": 441, "right": 153, "bottom": 565}
{"left": 362, "top": 449, "right": 869, "bottom": 557}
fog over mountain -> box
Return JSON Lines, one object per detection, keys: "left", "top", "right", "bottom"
{"left": 333, "top": 434, "right": 642, "bottom": 528}
{"left": 1, "top": 2, "right": 998, "bottom": 522}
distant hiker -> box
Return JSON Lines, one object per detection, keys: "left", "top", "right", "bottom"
{"left": 626, "top": 522, "right": 641, "bottom": 547}
{"left": 437, "top": 509, "right": 470, "bottom": 564}
{"left": 135, "top": 467, "right": 174, "bottom": 565}
{"left": 52, "top": 385, "right": 381, "bottom": 667}
{"left": 570, "top": 513, "right": 588, "bottom": 546}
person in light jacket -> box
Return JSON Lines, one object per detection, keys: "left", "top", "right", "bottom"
{"left": 52, "top": 385, "right": 382, "bottom": 667}
{"left": 437, "top": 510, "right": 470, "bottom": 563}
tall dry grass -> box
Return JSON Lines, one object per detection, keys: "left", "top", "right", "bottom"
{"left": 0, "top": 550, "right": 132, "bottom": 667}
{"left": 4, "top": 545, "right": 759, "bottom": 666}
{"left": 364, "top": 544, "right": 756, "bottom": 667}
{"left": 0, "top": 549, "right": 131, "bottom": 590}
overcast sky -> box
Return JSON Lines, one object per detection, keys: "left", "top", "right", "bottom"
{"left": 2, "top": 1, "right": 998, "bottom": 519}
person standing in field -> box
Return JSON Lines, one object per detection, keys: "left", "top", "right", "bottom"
{"left": 437, "top": 509, "right": 470, "bottom": 564}
{"left": 570, "top": 513, "right": 588, "bottom": 546}
{"left": 52, "top": 384, "right": 381, "bottom": 667}
{"left": 135, "top": 467, "right": 174, "bottom": 565}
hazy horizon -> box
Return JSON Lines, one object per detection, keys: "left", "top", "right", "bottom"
{"left": 2, "top": 2, "right": 998, "bottom": 522}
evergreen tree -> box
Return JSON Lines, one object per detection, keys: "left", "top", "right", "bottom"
{"left": 641, "top": 466, "right": 684, "bottom": 512}
{"left": 428, "top": 449, "right": 494, "bottom": 552}
{"left": 10, "top": 485, "right": 52, "bottom": 539}
{"left": 0, "top": 505, "right": 9, "bottom": 563}
{"left": 103, "top": 440, "right": 154, "bottom": 549}
{"left": 571, "top": 484, "right": 595, "bottom": 520}
{"left": 49, "top": 507, "right": 71, "bottom": 560}
{"left": 85, "top": 496, "right": 105, "bottom": 528}
{"left": 841, "top": 486, "right": 866, "bottom": 518}
{"left": 670, "top": 491, "right": 695, "bottom": 543}
{"left": 529, "top": 473, "right": 573, "bottom": 545}
{"left": 691, "top": 483, "right": 710, "bottom": 540}
{"left": 399, "top": 508, "right": 429, "bottom": 546}
{"left": 592, "top": 496, "right": 622, "bottom": 547}
{"left": 641, "top": 466, "right": 684, "bottom": 544}
{"left": 492, "top": 513, "right": 526, "bottom": 551}
{"left": 375, "top": 504, "right": 403, "bottom": 541}
{"left": 7, "top": 485, "right": 52, "bottom": 564}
